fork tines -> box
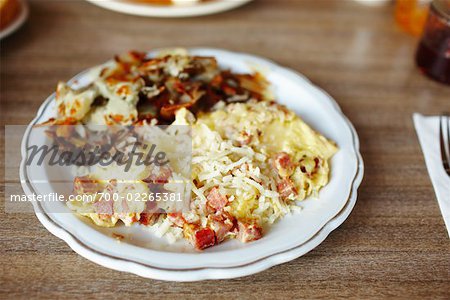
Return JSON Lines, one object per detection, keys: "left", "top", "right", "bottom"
{"left": 439, "top": 114, "right": 450, "bottom": 176}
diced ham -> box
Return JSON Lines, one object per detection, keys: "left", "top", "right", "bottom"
{"left": 184, "top": 225, "right": 216, "bottom": 250}
{"left": 167, "top": 212, "right": 185, "bottom": 227}
{"left": 272, "top": 152, "right": 295, "bottom": 178}
{"left": 206, "top": 187, "right": 228, "bottom": 211}
{"left": 194, "top": 228, "right": 216, "bottom": 250}
{"left": 144, "top": 166, "right": 172, "bottom": 184}
{"left": 93, "top": 199, "right": 113, "bottom": 215}
{"left": 214, "top": 222, "right": 232, "bottom": 243}
{"left": 277, "top": 178, "right": 298, "bottom": 200}
{"left": 90, "top": 179, "right": 116, "bottom": 216}
{"left": 209, "top": 213, "right": 234, "bottom": 243}
{"left": 119, "top": 199, "right": 130, "bottom": 214}
{"left": 237, "top": 221, "right": 262, "bottom": 243}
{"left": 105, "top": 179, "right": 118, "bottom": 193}
{"left": 143, "top": 198, "right": 159, "bottom": 214}
{"left": 73, "top": 176, "right": 100, "bottom": 194}
{"left": 139, "top": 213, "right": 159, "bottom": 226}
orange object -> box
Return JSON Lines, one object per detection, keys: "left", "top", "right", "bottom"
{"left": 0, "top": 0, "right": 21, "bottom": 30}
{"left": 395, "top": 0, "right": 431, "bottom": 36}
{"left": 128, "top": 0, "right": 208, "bottom": 5}
{"left": 129, "top": 0, "right": 173, "bottom": 5}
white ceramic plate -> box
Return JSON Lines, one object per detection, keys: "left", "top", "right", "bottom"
{"left": 0, "top": 0, "right": 28, "bottom": 40}
{"left": 20, "top": 48, "right": 364, "bottom": 281}
{"left": 85, "top": 0, "right": 252, "bottom": 17}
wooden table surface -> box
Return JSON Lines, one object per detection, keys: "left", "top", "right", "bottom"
{"left": 1, "top": 0, "right": 449, "bottom": 298}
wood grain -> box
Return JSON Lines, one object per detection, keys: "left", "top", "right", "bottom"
{"left": 1, "top": 0, "right": 449, "bottom": 298}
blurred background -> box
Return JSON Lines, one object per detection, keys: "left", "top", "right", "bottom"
{"left": 0, "top": 0, "right": 449, "bottom": 298}
{"left": 1, "top": 0, "right": 448, "bottom": 126}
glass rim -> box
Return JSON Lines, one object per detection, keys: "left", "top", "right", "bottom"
{"left": 432, "top": 0, "right": 450, "bottom": 20}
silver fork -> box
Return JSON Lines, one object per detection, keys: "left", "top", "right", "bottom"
{"left": 439, "top": 113, "right": 450, "bottom": 176}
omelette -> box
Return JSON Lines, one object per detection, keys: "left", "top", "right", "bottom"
{"left": 43, "top": 50, "right": 338, "bottom": 250}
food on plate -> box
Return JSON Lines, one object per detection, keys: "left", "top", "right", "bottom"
{"left": 40, "top": 49, "right": 337, "bottom": 250}
{"left": 129, "top": 0, "right": 205, "bottom": 6}
{"left": 43, "top": 49, "right": 268, "bottom": 127}
{"left": 0, "top": 0, "right": 20, "bottom": 30}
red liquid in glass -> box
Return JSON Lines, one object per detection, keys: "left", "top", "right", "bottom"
{"left": 416, "top": 40, "right": 450, "bottom": 84}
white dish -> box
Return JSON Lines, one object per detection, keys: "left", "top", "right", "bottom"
{"left": 0, "top": 0, "right": 28, "bottom": 40}
{"left": 85, "top": 0, "right": 252, "bottom": 17}
{"left": 20, "top": 48, "right": 364, "bottom": 281}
